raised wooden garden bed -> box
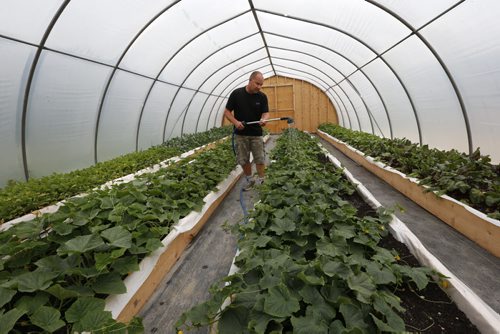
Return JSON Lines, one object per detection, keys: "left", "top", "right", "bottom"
{"left": 0, "top": 135, "right": 253, "bottom": 333}
{"left": 106, "top": 166, "right": 244, "bottom": 322}
{"left": 322, "top": 144, "right": 500, "bottom": 333}
{"left": 318, "top": 130, "right": 500, "bottom": 258}
{"left": 0, "top": 138, "right": 225, "bottom": 232}
{"left": 107, "top": 135, "right": 270, "bottom": 322}
{"left": 178, "top": 130, "right": 498, "bottom": 334}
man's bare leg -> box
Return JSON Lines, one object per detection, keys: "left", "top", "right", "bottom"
{"left": 256, "top": 164, "right": 265, "bottom": 178}
{"left": 243, "top": 163, "right": 252, "bottom": 177}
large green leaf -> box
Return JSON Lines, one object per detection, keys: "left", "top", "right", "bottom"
{"left": 321, "top": 283, "right": 344, "bottom": 304}
{"left": 65, "top": 285, "right": 94, "bottom": 297}
{"left": 316, "top": 239, "right": 343, "bottom": 257}
{"left": 35, "top": 255, "right": 75, "bottom": 273}
{"left": 254, "top": 235, "right": 272, "bottom": 248}
{"left": 111, "top": 247, "right": 127, "bottom": 258}
{"left": 91, "top": 273, "right": 126, "bottom": 295}
{"left": 14, "top": 270, "right": 58, "bottom": 293}
{"left": 332, "top": 224, "right": 357, "bottom": 239}
{"left": 180, "top": 302, "right": 211, "bottom": 325}
{"left": 57, "top": 234, "right": 105, "bottom": 255}
{"left": 94, "top": 252, "right": 114, "bottom": 271}
{"left": 320, "top": 259, "right": 351, "bottom": 279}
{"left": 269, "top": 218, "right": 296, "bottom": 235}
{"left": 11, "top": 220, "right": 44, "bottom": 239}
{"left": 339, "top": 303, "right": 368, "bottom": 331}
{"left": 72, "top": 309, "right": 113, "bottom": 333}
{"left": 263, "top": 285, "right": 300, "bottom": 317}
{"left": 111, "top": 255, "right": 139, "bottom": 275}
{"left": 378, "top": 291, "right": 405, "bottom": 313}
{"left": 298, "top": 284, "right": 323, "bottom": 304}
{"left": 395, "top": 265, "right": 430, "bottom": 290}
{"left": 0, "top": 287, "right": 16, "bottom": 309}
{"left": 14, "top": 292, "right": 50, "bottom": 314}
{"left": 232, "top": 290, "right": 258, "bottom": 309}
{"left": 259, "top": 272, "right": 281, "bottom": 289}
{"left": 291, "top": 315, "right": 329, "bottom": 334}
{"left": 101, "top": 226, "right": 132, "bottom": 248}
{"left": 347, "top": 272, "right": 376, "bottom": 303}
{"left": 372, "top": 247, "right": 396, "bottom": 264}
{"left": 52, "top": 218, "right": 77, "bottom": 236}
{"left": 372, "top": 295, "right": 405, "bottom": 332}
{"left": 0, "top": 308, "right": 26, "bottom": 334}
{"left": 329, "top": 319, "right": 348, "bottom": 333}
{"left": 248, "top": 311, "right": 283, "bottom": 334}
{"left": 370, "top": 313, "right": 405, "bottom": 333}
{"left": 46, "top": 284, "right": 80, "bottom": 300}
{"left": 65, "top": 297, "right": 106, "bottom": 323}
{"left": 100, "top": 196, "right": 116, "bottom": 210}
{"left": 145, "top": 238, "right": 163, "bottom": 252}
{"left": 297, "top": 270, "right": 325, "bottom": 286}
{"left": 218, "top": 306, "right": 249, "bottom": 334}
{"left": 72, "top": 212, "right": 91, "bottom": 226}
{"left": 30, "top": 306, "right": 65, "bottom": 333}
{"left": 273, "top": 209, "right": 287, "bottom": 219}
{"left": 365, "top": 262, "right": 396, "bottom": 285}
{"left": 409, "top": 267, "right": 431, "bottom": 291}
{"left": 485, "top": 193, "right": 500, "bottom": 207}
{"left": 126, "top": 316, "right": 145, "bottom": 334}
{"left": 66, "top": 266, "right": 101, "bottom": 278}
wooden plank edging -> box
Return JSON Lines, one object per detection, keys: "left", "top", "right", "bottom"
{"left": 0, "top": 137, "right": 228, "bottom": 232}
{"left": 208, "top": 138, "right": 500, "bottom": 333}
{"left": 105, "top": 166, "right": 244, "bottom": 322}
{"left": 106, "top": 134, "right": 270, "bottom": 323}
{"left": 319, "top": 142, "right": 500, "bottom": 333}
{"left": 317, "top": 130, "right": 500, "bottom": 258}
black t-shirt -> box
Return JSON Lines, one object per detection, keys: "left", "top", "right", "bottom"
{"left": 226, "top": 87, "right": 269, "bottom": 136}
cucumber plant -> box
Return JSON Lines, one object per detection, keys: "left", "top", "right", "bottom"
{"left": 0, "top": 139, "right": 236, "bottom": 333}
{"left": 177, "top": 129, "right": 438, "bottom": 333}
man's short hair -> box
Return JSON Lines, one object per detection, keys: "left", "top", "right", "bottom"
{"left": 249, "top": 71, "right": 262, "bottom": 81}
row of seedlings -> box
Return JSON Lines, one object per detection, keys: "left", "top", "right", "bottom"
{"left": 0, "top": 138, "right": 238, "bottom": 333}
{"left": 317, "top": 123, "right": 500, "bottom": 257}
{"left": 177, "top": 129, "right": 477, "bottom": 333}
{"left": 318, "top": 123, "right": 500, "bottom": 220}
{"left": 0, "top": 126, "right": 232, "bottom": 223}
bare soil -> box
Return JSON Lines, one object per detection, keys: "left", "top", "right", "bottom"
{"left": 347, "top": 189, "right": 479, "bottom": 333}
{"left": 380, "top": 235, "right": 479, "bottom": 333}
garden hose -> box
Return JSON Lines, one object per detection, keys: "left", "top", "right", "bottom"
{"left": 231, "top": 116, "right": 293, "bottom": 223}
{"left": 231, "top": 126, "right": 249, "bottom": 223}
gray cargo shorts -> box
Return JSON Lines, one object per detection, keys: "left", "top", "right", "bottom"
{"left": 235, "top": 135, "right": 265, "bottom": 165}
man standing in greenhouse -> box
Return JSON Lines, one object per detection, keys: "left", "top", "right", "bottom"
{"left": 224, "top": 71, "right": 269, "bottom": 190}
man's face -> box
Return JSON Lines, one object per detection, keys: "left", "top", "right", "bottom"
{"left": 248, "top": 74, "right": 264, "bottom": 93}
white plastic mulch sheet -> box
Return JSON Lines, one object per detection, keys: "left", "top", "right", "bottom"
{"left": 320, "top": 143, "right": 500, "bottom": 333}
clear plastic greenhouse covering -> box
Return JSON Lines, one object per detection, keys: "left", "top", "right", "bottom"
{"left": 1, "top": 0, "right": 499, "bottom": 186}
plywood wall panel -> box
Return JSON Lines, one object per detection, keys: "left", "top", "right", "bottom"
{"left": 310, "top": 87, "right": 319, "bottom": 132}
{"left": 276, "top": 86, "right": 294, "bottom": 111}
{"left": 319, "top": 94, "right": 327, "bottom": 125}
{"left": 295, "top": 80, "right": 304, "bottom": 131}
{"left": 303, "top": 84, "right": 311, "bottom": 132}
{"left": 326, "top": 102, "right": 338, "bottom": 124}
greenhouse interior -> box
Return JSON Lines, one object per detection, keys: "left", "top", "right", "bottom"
{"left": 1, "top": 0, "right": 499, "bottom": 333}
